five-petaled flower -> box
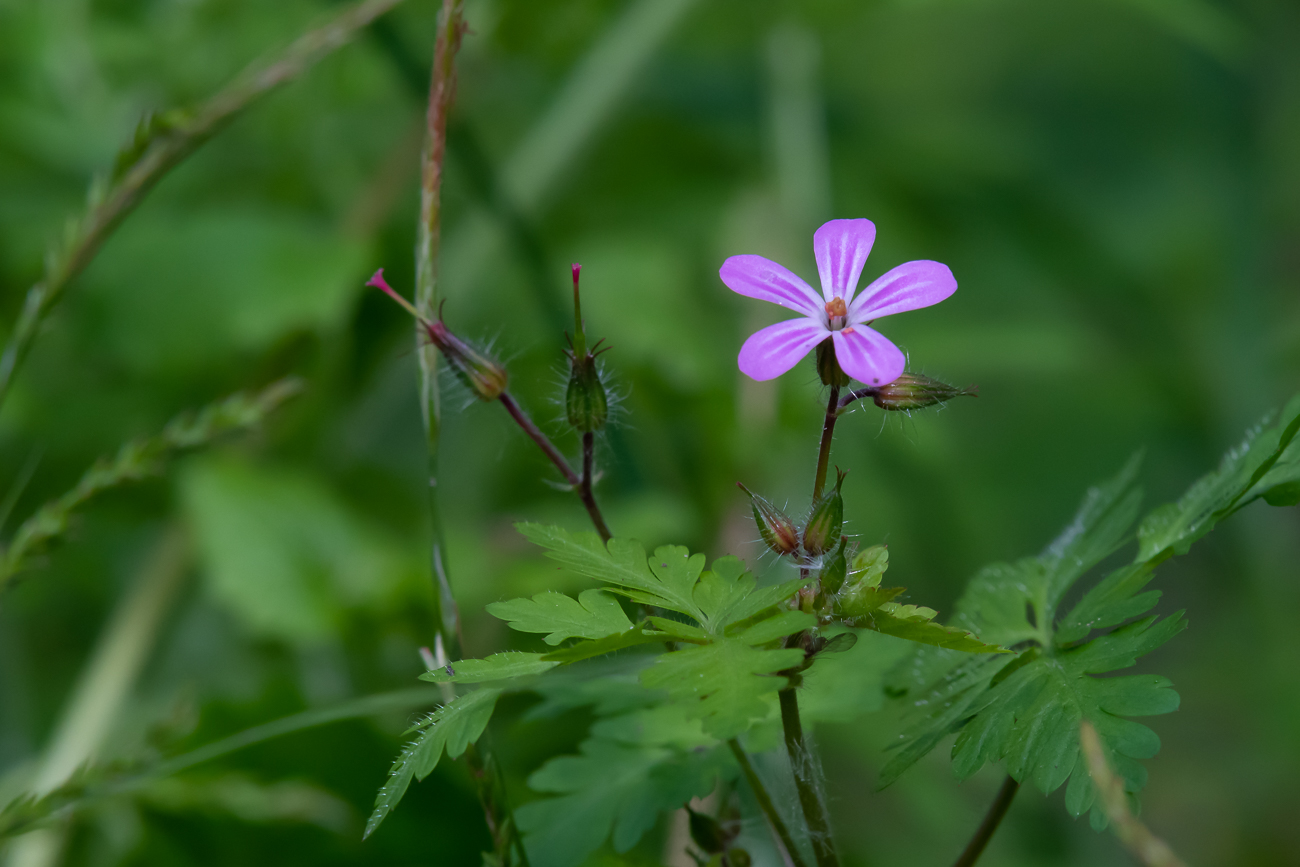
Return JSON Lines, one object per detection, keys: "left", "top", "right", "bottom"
{"left": 720, "top": 219, "right": 956, "bottom": 386}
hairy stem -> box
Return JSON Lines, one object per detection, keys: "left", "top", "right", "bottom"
{"left": 728, "top": 739, "right": 807, "bottom": 867}
{"left": 410, "top": 3, "right": 521, "bottom": 863}
{"left": 837, "top": 387, "right": 877, "bottom": 411}
{"left": 498, "top": 392, "right": 613, "bottom": 541}
{"left": 0, "top": 0, "right": 406, "bottom": 412}
{"left": 579, "top": 431, "right": 612, "bottom": 542}
{"left": 811, "top": 385, "right": 841, "bottom": 500}
{"left": 951, "top": 775, "right": 1019, "bottom": 867}
{"left": 778, "top": 689, "right": 839, "bottom": 867}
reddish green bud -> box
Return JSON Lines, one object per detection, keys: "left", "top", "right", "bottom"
{"left": 366, "top": 270, "right": 508, "bottom": 401}
{"left": 815, "top": 337, "right": 851, "bottom": 387}
{"left": 737, "top": 483, "right": 799, "bottom": 557}
{"left": 873, "top": 373, "right": 976, "bottom": 411}
{"left": 425, "top": 319, "right": 509, "bottom": 401}
{"left": 803, "top": 468, "right": 846, "bottom": 556}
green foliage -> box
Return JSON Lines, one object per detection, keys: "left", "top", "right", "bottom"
{"left": 0, "top": 379, "right": 300, "bottom": 590}
{"left": 517, "top": 683, "right": 731, "bottom": 867}
{"left": 180, "top": 452, "right": 418, "bottom": 641}
{"left": 641, "top": 639, "right": 805, "bottom": 739}
{"left": 486, "top": 589, "right": 632, "bottom": 645}
{"left": 882, "top": 398, "right": 1300, "bottom": 826}
{"left": 419, "top": 652, "right": 559, "bottom": 684}
{"left": 1136, "top": 394, "right": 1300, "bottom": 561}
{"left": 834, "top": 545, "right": 1006, "bottom": 653}
{"left": 365, "top": 688, "right": 502, "bottom": 839}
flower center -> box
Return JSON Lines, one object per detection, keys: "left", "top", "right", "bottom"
{"left": 824, "top": 296, "right": 847, "bottom": 330}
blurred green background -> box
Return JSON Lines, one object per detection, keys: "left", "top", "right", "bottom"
{"left": 1, "top": 0, "right": 1298, "bottom": 864}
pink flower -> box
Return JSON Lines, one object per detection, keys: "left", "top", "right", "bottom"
{"left": 720, "top": 219, "right": 956, "bottom": 385}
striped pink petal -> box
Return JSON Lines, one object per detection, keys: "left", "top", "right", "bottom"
{"left": 849, "top": 260, "right": 956, "bottom": 322}
{"left": 814, "top": 219, "right": 876, "bottom": 304}
{"left": 721, "top": 255, "right": 823, "bottom": 317}
{"left": 738, "top": 317, "right": 830, "bottom": 381}
{"left": 831, "top": 326, "right": 906, "bottom": 386}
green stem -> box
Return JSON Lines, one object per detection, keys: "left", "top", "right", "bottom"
{"left": 778, "top": 689, "right": 839, "bottom": 867}
{"left": 950, "top": 775, "right": 1019, "bottom": 867}
{"left": 728, "top": 739, "right": 807, "bottom": 867}
{"left": 0, "top": 0, "right": 407, "bottom": 413}
{"left": 410, "top": 3, "right": 521, "bottom": 863}
{"left": 812, "top": 385, "right": 841, "bottom": 501}
{"left": 6, "top": 528, "right": 190, "bottom": 867}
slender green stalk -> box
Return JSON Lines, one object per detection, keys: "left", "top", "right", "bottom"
{"left": 950, "top": 776, "right": 1019, "bottom": 867}
{"left": 773, "top": 380, "right": 846, "bottom": 867}
{"left": 778, "top": 690, "right": 839, "bottom": 867}
{"left": 0, "top": 0, "right": 407, "bottom": 412}
{"left": 1079, "top": 722, "right": 1186, "bottom": 867}
{"left": 6, "top": 528, "right": 190, "bottom": 867}
{"left": 812, "top": 385, "right": 841, "bottom": 500}
{"left": 0, "top": 686, "right": 447, "bottom": 840}
{"left": 0, "top": 378, "right": 301, "bottom": 592}
{"left": 728, "top": 739, "right": 807, "bottom": 867}
{"left": 409, "top": 4, "right": 522, "bottom": 862}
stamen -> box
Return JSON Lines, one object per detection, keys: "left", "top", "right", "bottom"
{"left": 824, "top": 297, "right": 847, "bottom": 318}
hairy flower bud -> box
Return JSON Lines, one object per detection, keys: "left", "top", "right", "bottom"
{"left": 803, "top": 468, "right": 846, "bottom": 556}
{"left": 366, "top": 269, "right": 507, "bottom": 401}
{"left": 566, "top": 359, "right": 608, "bottom": 431}
{"left": 737, "top": 483, "right": 799, "bottom": 557}
{"left": 565, "top": 262, "right": 610, "bottom": 431}
{"left": 815, "top": 338, "right": 852, "bottom": 387}
{"left": 425, "top": 319, "right": 509, "bottom": 401}
{"left": 873, "top": 373, "right": 976, "bottom": 411}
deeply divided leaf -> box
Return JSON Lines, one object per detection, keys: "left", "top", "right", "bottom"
{"left": 640, "top": 639, "right": 804, "bottom": 738}
{"left": 486, "top": 589, "right": 632, "bottom": 645}
{"left": 365, "top": 688, "right": 501, "bottom": 838}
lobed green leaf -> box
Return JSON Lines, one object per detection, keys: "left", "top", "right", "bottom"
{"left": 364, "top": 688, "right": 501, "bottom": 838}
{"left": 485, "top": 588, "right": 631, "bottom": 645}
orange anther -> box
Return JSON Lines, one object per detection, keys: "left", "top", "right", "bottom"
{"left": 825, "top": 297, "right": 847, "bottom": 318}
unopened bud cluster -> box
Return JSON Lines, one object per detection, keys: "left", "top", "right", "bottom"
{"left": 565, "top": 264, "right": 611, "bottom": 433}
{"left": 738, "top": 467, "right": 847, "bottom": 565}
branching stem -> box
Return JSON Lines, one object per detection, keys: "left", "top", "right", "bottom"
{"left": 951, "top": 775, "right": 1019, "bottom": 867}
{"left": 837, "top": 387, "right": 877, "bottom": 412}
{"left": 728, "top": 739, "right": 807, "bottom": 867}
{"left": 497, "top": 392, "right": 612, "bottom": 542}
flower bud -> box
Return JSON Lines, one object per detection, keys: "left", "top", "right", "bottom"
{"left": 819, "top": 535, "right": 849, "bottom": 595}
{"left": 737, "top": 483, "right": 799, "bottom": 557}
{"left": 566, "top": 359, "right": 608, "bottom": 431}
{"left": 367, "top": 269, "right": 508, "bottom": 401}
{"left": 425, "top": 319, "right": 509, "bottom": 401}
{"left": 565, "top": 263, "right": 610, "bottom": 431}
{"left": 873, "top": 373, "right": 976, "bottom": 411}
{"left": 802, "top": 468, "right": 846, "bottom": 556}
{"left": 815, "top": 338, "right": 851, "bottom": 387}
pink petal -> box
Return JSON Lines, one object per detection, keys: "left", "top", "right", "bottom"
{"left": 848, "top": 260, "right": 956, "bottom": 322}
{"left": 738, "top": 317, "right": 829, "bottom": 381}
{"left": 831, "top": 326, "right": 906, "bottom": 386}
{"left": 720, "top": 255, "right": 823, "bottom": 317}
{"left": 814, "top": 219, "right": 876, "bottom": 304}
